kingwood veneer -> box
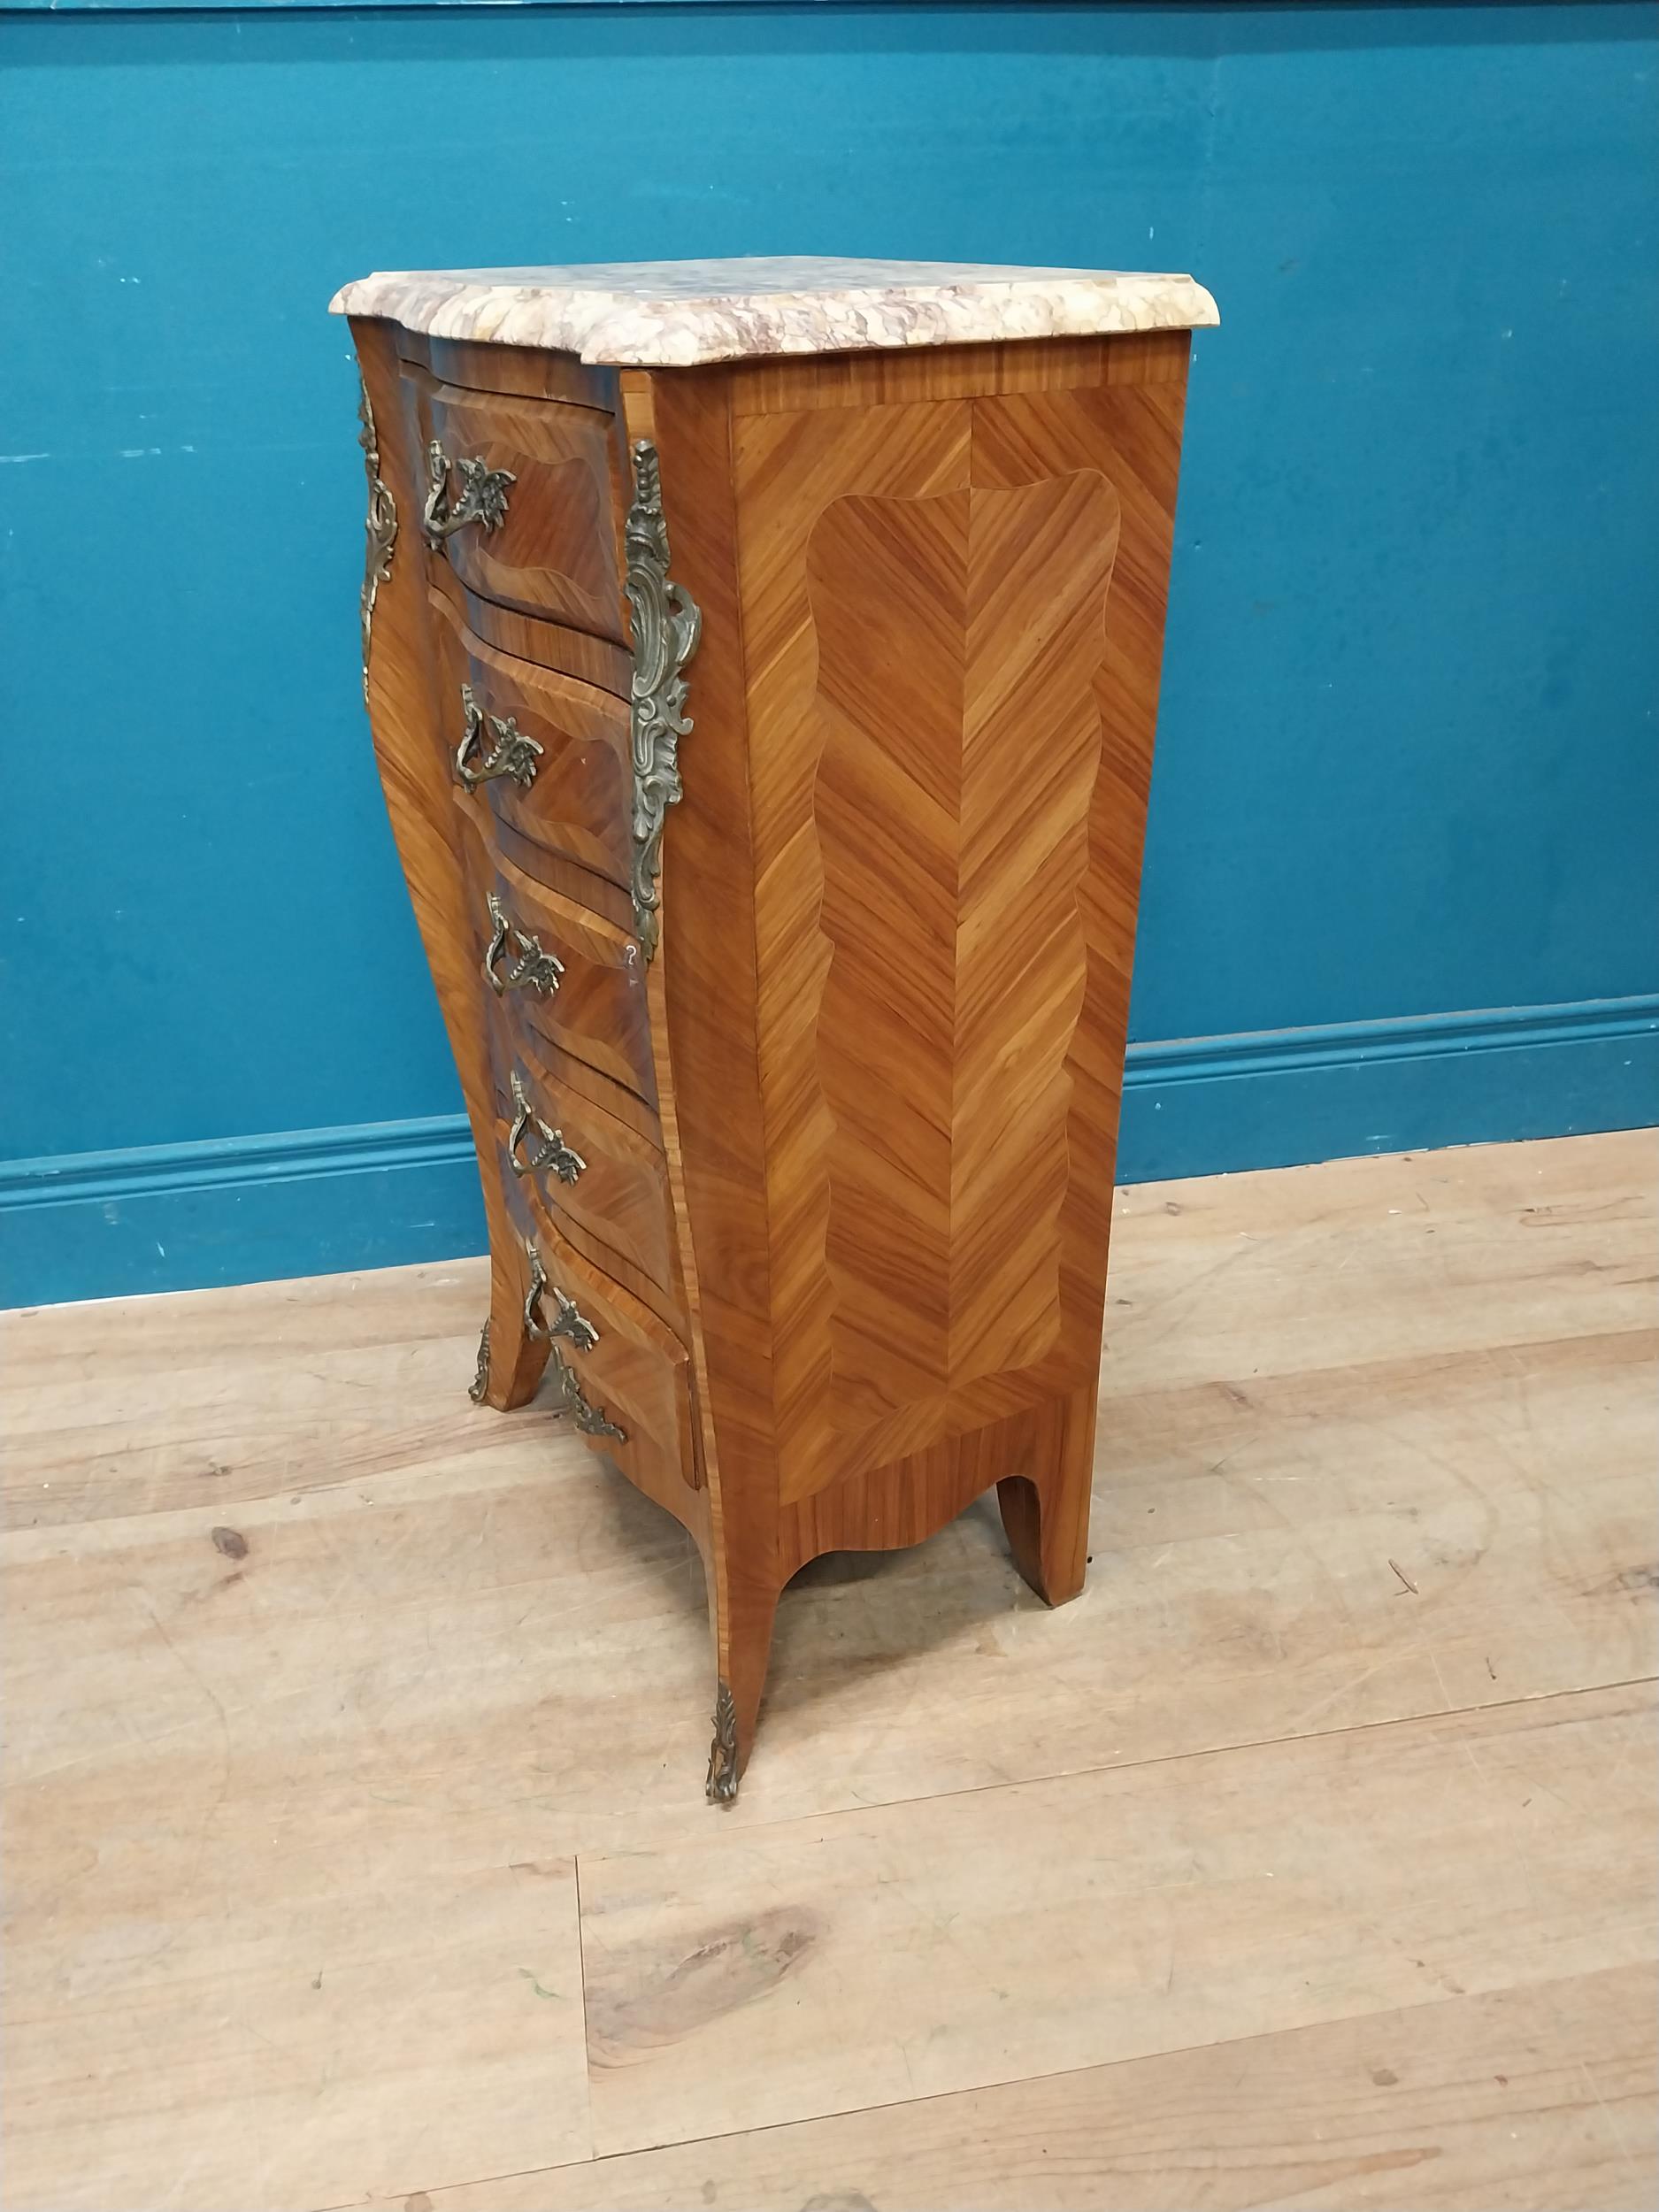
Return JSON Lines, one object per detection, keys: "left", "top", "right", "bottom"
{"left": 330, "top": 257, "right": 1219, "bottom": 1797}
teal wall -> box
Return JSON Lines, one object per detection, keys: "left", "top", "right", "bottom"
{"left": 2, "top": 2, "right": 1655, "bottom": 1305}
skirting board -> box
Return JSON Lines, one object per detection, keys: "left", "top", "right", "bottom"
{"left": 3, "top": 995, "right": 1655, "bottom": 1310}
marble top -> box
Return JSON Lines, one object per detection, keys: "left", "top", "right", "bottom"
{"left": 328, "top": 257, "right": 1218, "bottom": 368}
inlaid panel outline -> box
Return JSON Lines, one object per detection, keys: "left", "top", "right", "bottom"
{"left": 809, "top": 472, "right": 1119, "bottom": 1400}
{"left": 739, "top": 396, "right": 1131, "bottom": 1502}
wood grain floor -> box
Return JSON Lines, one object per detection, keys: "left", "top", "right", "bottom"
{"left": 3, "top": 1130, "right": 1654, "bottom": 2212}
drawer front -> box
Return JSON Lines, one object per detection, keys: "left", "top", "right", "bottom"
{"left": 461, "top": 812, "right": 657, "bottom": 1106}
{"left": 432, "top": 594, "right": 634, "bottom": 890}
{"left": 402, "top": 330, "right": 621, "bottom": 413}
{"left": 502, "top": 1185, "right": 696, "bottom": 1502}
{"left": 487, "top": 1025, "right": 684, "bottom": 1332}
{"left": 430, "top": 566, "right": 634, "bottom": 698}
{"left": 420, "top": 379, "right": 628, "bottom": 639}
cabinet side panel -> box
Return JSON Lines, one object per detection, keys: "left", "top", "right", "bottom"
{"left": 737, "top": 350, "right": 1189, "bottom": 1506}
{"left": 950, "top": 467, "right": 1120, "bottom": 1383}
{"left": 807, "top": 480, "right": 966, "bottom": 1412}
{"left": 972, "top": 371, "right": 1191, "bottom": 1368}
{"left": 735, "top": 403, "right": 972, "bottom": 1498}
{"left": 803, "top": 472, "right": 1118, "bottom": 1409}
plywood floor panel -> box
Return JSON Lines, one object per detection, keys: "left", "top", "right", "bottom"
{"left": 405, "top": 1963, "right": 1656, "bottom": 2212}
{"left": 2, "top": 1132, "right": 1654, "bottom": 2210}
{"left": 574, "top": 1683, "right": 1656, "bottom": 2154}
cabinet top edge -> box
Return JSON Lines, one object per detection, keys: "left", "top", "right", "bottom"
{"left": 330, "top": 256, "right": 1219, "bottom": 366}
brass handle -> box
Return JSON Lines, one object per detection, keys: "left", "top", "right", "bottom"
{"left": 624, "top": 441, "right": 702, "bottom": 962}
{"left": 509, "top": 1070, "right": 586, "bottom": 1187}
{"left": 456, "top": 684, "right": 541, "bottom": 792}
{"left": 357, "top": 380, "right": 397, "bottom": 702}
{"left": 521, "top": 1240, "right": 600, "bottom": 1354}
{"left": 483, "top": 892, "right": 564, "bottom": 998}
{"left": 549, "top": 1349, "right": 626, "bottom": 1443}
{"left": 423, "top": 440, "right": 514, "bottom": 548}
{"left": 521, "top": 1240, "right": 625, "bottom": 1440}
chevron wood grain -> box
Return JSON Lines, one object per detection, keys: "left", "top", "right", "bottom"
{"left": 349, "top": 313, "right": 1194, "bottom": 1790}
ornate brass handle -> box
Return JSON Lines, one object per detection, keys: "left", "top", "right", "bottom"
{"left": 423, "top": 440, "right": 514, "bottom": 548}
{"left": 520, "top": 1240, "right": 625, "bottom": 1440}
{"left": 509, "top": 1070, "right": 585, "bottom": 1186}
{"left": 483, "top": 892, "right": 564, "bottom": 998}
{"left": 456, "top": 684, "right": 542, "bottom": 792}
{"left": 356, "top": 381, "right": 397, "bottom": 702}
{"left": 625, "top": 442, "right": 702, "bottom": 961}
{"left": 521, "top": 1239, "right": 601, "bottom": 1354}
{"left": 549, "top": 1349, "right": 626, "bottom": 1442}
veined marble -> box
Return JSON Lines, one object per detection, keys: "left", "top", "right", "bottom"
{"left": 328, "top": 257, "right": 1218, "bottom": 367}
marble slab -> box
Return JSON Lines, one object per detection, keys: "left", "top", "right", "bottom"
{"left": 328, "top": 257, "right": 1218, "bottom": 367}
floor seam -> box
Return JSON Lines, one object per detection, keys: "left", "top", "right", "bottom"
{"left": 368, "top": 1959, "right": 1658, "bottom": 2197}
{"left": 657, "top": 1671, "right": 1659, "bottom": 1853}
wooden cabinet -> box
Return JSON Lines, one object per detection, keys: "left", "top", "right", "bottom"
{"left": 335, "top": 258, "right": 1217, "bottom": 1798}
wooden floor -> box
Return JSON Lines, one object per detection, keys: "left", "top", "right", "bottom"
{"left": 3, "top": 1131, "right": 1655, "bottom": 2212}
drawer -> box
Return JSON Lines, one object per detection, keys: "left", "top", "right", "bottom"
{"left": 430, "top": 566, "right": 634, "bottom": 699}
{"left": 416, "top": 375, "right": 628, "bottom": 639}
{"left": 486, "top": 1024, "right": 685, "bottom": 1333}
{"left": 502, "top": 1185, "right": 698, "bottom": 1506}
{"left": 399, "top": 329, "right": 621, "bottom": 413}
{"left": 459, "top": 810, "right": 657, "bottom": 1106}
{"left": 432, "top": 591, "right": 634, "bottom": 891}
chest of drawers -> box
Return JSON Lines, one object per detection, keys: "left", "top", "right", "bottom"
{"left": 332, "top": 257, "right": 1217, "bottom": 1799}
